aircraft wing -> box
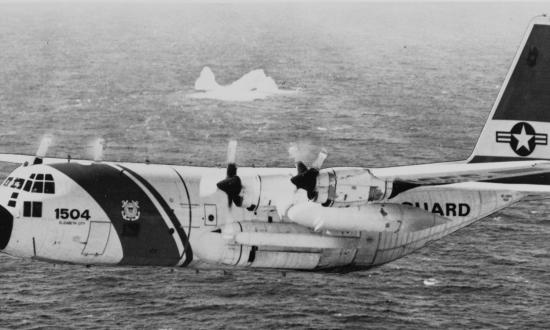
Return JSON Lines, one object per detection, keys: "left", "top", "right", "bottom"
{"left": 0, "top": 153, "right": 37, "bottom": 164}
{"left": 0, "top": 153, "right": 87, "bottom": 165}
{"left": 444, "top": 181, "right": 550, "bottom": 194}
{"left": 370, "top": 160, "right": 550, "bottom": 185}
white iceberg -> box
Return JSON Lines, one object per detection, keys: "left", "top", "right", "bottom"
{"left": 189, "top": 66, "right": 296, "bottom": 101}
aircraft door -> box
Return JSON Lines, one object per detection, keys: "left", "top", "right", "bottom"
{"left": 82, "top": 221, "right": 112, "bottom": 256}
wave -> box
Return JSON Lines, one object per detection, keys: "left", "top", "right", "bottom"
{"left": 188, "top": 66, "right": 297, "bottom": 101}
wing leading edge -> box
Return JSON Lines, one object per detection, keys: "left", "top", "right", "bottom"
{"left": 371, "top": 160, "right": 550, "bottom": 185}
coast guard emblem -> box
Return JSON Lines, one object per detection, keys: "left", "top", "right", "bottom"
{"left": 121, "top": 200, "right": 140, "bottom": 221}
{"left": 496, "top": 122, "right": 547, "bottom": 156}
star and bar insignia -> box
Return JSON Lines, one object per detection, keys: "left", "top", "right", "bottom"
{"left": 496, "top": 122, "right": 547, "bottom": 156}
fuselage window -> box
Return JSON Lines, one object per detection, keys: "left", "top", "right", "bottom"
{"left": 11, "top": 178, "right": 24, "bottom": 190}
{"left": 3, "top": 177, "right": 13, "bottom": 186}
{"left": 23, "top": 201, "right": 42, "bottom": 218}
{"left": 32, "top": 201, "right": 42, "bottom": 217}
{"left": 23, "top": 202, "right": 30, "bottom": 217}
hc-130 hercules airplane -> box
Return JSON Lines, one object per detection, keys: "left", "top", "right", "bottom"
{"left": 0, "top": 17, "right": 549, "bottom": 271}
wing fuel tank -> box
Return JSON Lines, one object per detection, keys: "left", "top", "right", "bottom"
{"left": 286, "top": 202, "right": 449, "bottom": 233}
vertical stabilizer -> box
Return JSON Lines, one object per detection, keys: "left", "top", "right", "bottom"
{"left": 469, "top": 16, "right": 550, "bottom": 163}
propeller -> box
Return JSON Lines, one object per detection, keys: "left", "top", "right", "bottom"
{"left": 216, "top": 140, "right": 243, "bottom": 207}
{"left": 91, "top": 138, "right": 105, "bottom": 162}
{"left": 290, "top": 147, "right": 328, "bottom": 200}
{"left": 33, "top": 134, "right": 53, "bottom": 165}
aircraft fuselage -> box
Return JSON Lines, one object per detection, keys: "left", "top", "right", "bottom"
{"left": 0, "top": 160, "right": 524, "bottom": 270}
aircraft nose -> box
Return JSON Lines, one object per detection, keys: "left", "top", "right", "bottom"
{"left": 0, "top": 204, "right": 13, "bottom": 250}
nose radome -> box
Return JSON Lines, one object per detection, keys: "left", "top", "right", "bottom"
{"left": 0, "top": 204, "right": 13, "bottom": 250}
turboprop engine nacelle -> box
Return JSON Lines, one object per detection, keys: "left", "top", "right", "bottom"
{"left": 313, "top": 168, "right": 392, "bottom": 207}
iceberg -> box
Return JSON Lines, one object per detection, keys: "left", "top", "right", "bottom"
{"left": 189, "top": 66, "right": 296, "bottom": 101}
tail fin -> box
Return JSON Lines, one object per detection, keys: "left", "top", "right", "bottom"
{"left": 194, "top": 66, "right": 219, "bottom": 91}
{"left": 469, "top": 16, "right": 550, "bottom": 163}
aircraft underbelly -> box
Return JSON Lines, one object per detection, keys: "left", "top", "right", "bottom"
{"left": 354, "top": 187, "right": 526, "bottom": 267}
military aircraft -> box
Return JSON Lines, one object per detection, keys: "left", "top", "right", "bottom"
{"left": 1, "top": 16, "right": 549, "bottom": 271}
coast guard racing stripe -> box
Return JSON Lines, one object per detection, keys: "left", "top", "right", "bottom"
{"left": 50, "top": 163, "right": 191, "bottom": 266}
{"left": 119, "top": 165, "right": 193, "bottom": 266}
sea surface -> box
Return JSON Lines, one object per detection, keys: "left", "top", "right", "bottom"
{"left": 0, "top": 2, "right": 549, "bottom": 329}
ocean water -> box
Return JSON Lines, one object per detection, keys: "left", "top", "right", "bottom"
{"left": 0, "top": 2, "right": 549, "bottom": 329}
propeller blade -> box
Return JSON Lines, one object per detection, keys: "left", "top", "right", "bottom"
{"left": 227, "top": 140, "right": 237, "bottom": 164}
{"left": 296, "top": 161, "right": 308, "bottom": 174}
{"left": 215, "top": 139, "right": 243, "bottom": 207}
{"left": 217, "top": 176, "right": 243, "bottom": 207}
{"left": 91, "top": 138, "right": 105, "bottom": 162}
{"left": 311, "top": 149, "right": 328, "bottom": 169}
{"left": 33, "top": 134, "right": 53, "bottom": 164}
{"left": 227, "top": 163, "right": 237, "bottom": 178}
{"left": 290, "top": 167, "right": 319, "bottom": 200}
{"left": 36, "top": 135, "right": 53, "bottom": 158}
{"left": 290, "top": 148, "right": 328, "bottom": 200}
{"left": 288, "top": 144, "right": 300, "bottom": 162}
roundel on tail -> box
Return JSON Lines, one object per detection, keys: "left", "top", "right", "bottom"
{"left": 496, "top": 122, "right": 548, "bottom": 156}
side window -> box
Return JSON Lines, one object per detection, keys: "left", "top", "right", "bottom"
{"left": 11, "top": 178, "right": 24, "bottom": 190}
{"left": 32, "top": 201, "right": 42, "bottom": 217}
{"left": 23, "top": 201, "right": 42, "bottom": 218}
{"left": 3, "top": 177, "right": 13, "bottom": 186}
{"left": 23, "top": 201, "right": 31, "bottom": 217}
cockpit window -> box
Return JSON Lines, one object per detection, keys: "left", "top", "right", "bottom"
{"left": 32, "top": 181, "right": 43, "bottom": 193}
{"left": 23, "top": 181, "right": 32, "bottom": 192}
{"left": 44, "top": 181, "right": 55, "bottom": 194}
{"left": 27, "top": 173, "right": 55, "bottom": 194}
{"left": 3, "top": 177, "right": 13, "bottom": 186}
{"left": 11, "top": 178, "right": 24, "bottom": 190}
